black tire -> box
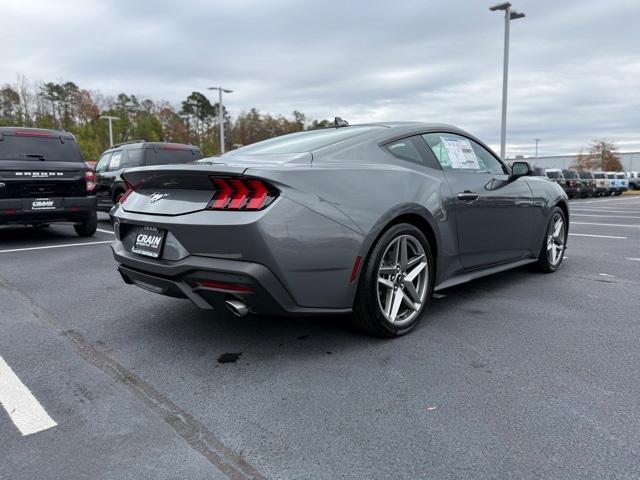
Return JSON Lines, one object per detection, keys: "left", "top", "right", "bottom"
{"left": 74, "top": 211, "right": 97, "bottom": 237}
{"left": 535, "top": 206, "right": 567, "bottom": 273}
{"left": 352, "top": 223, "right": 434, "bottom": 338}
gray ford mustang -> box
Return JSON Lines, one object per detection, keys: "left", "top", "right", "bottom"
{"left": 110, "top": 122, "right": 568, "bottom": 337}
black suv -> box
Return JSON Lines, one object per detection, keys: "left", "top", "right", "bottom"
{"left": 95, "top": 141, "right": 203, "bottom": 212}
{"left": 0, "top": 127, "right": 97, "bottom": 236}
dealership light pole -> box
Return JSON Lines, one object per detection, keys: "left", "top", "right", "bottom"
{"left": 534, "top": 138, "right": 540, "bottom": 158}
{"left": 489, "top": 2, "right": 525, "bottom": 161}
{"left": 207, "top": 86, "right": 233, "bottom": 154}
{"left": 99, "top": 115, "right": 119, "bottom": 147}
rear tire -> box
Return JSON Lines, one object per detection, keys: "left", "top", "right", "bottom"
{"left": 535, "top": 207, "right": 567, "bottom": 273}
{"left": 74, "top": 211, "right": 97, "bottom": 237}
{"left": 352, "top": 223, "right": 434, "bottom": 338}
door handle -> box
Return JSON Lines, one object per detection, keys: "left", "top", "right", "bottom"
{"left": 457, "top": 191, "right": 479, "bottom": 202}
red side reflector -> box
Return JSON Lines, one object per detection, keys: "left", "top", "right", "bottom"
{"left": 14, "top": 130, "right": 50, "bottom": 137}
{"left": 197, "top": 280, "right": 253, "bottom": 293}
{"left": 350, "top": 256, "right": 362, "bottom": 283}
{"left": 3, "top": 209, "right": 17, "bottom": 215}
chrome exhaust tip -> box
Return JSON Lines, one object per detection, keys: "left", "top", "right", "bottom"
{"left": 225, "top": 299, "right": 249, "bottom": 317}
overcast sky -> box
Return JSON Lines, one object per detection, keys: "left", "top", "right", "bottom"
{"left": 2, "top": 0, "right": 639, "bottom": 157}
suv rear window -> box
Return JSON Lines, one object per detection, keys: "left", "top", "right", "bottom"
{"left": 563, "top": 171, "right": 578, "bottom": 179}
{"left": 145, "top": 147, "right": 203, "bottom": 166}
{"left": 546, "top": 171, "right": 561, "bottom": 179}
{"left": 0, "top": 135, "right": 84, "bottom": 162}
{"left": 228, "top": 126, "right": 383, "bottom": 155}
{"left": 594, "top": 173, "right": 605, "bottom": 179}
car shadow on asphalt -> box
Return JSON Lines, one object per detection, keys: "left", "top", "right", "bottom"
{"left": 125, "top": 265, "right": 536, "bottom": 367}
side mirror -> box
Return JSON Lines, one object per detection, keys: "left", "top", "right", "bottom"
{"left": 510, "top": 161, "right": 531, "bottom": 179}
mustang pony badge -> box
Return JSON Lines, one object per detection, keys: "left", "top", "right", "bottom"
{"left": 148, "top": 192, "right": 170, "bottom": 203}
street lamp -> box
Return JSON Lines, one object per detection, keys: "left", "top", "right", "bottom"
{"left": 534, "top": 138, "right": 541, "bottom": 158}
{"left": 99, "top": 115, "right": 119, "bottom": 147}
{"left": 207, "top": 86, "right": 233, "bottom": 154}
{"left": 489, "top": 2, "right": 525, "bottom": 161}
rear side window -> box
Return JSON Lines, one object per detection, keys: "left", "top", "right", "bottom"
{"left": 384, "top": 138, "right": 423, "bottom": 164}
{"left": 122, "top": 149, "right": 144, "bottom": 168}
{"left": 108, "top": 151, "right": 124, "bottom": 171}
{"left": 229, "top": 126, "right": 383, "bottom": 155}
{"left": 0, "top": 135, "right": 84, "bottom": 162}
{"left": 145, "top": 147, "right": 202, "bottom": 166}
{"left": 422, "top": 133, "right": 505, "bottom": 175}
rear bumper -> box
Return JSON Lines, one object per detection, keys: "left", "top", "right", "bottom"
{"left": 112, "top": 240, "right": 352, "bottom": 316}
{"left": 0, "top": 196, "right": 96, "bottom": 224}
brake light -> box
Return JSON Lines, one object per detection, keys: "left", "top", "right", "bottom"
{"left": 118, "top": 186, "right": 134, "bottom": 205}
{"left": 207, "top": 177, "right": 277, "bottom": 211}
{"left": 85, "top": 170, "right": 96, "bottom": 192}
{"left": 14, "top": 130, "right": 50, "bottom": 137}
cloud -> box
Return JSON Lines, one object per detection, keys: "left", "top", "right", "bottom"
{"left": 1, "top": 0, "right": 639, "bottom": 156}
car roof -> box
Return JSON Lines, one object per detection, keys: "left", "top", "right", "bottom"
{"left": 0, "top": 126, "right": 76, "bottom": 140}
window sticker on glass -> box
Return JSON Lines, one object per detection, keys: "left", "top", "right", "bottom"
{"left": 440, "top": 136, "right": 480, "bottom": 170}
{"left": 110, "top": 152, "right": 122, "bottom": 170}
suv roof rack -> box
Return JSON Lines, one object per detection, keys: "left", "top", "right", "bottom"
{"left": 112, "top": 139, "right": 146, "bottom": 148}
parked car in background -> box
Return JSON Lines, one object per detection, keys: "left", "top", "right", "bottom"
{"left": 577, "top": 171, "right": 596, "bottom": 197}
{"left": 616, "top": 173, "right": 629, "bottom": 194}
{"left": 604, "top": 172, "right": 618, "bottom": 195}
{"left": 592, "top": 172, "right": 608, "bottom": 196}
{"left": 628, "top": 171, "right": 640, "bottom": 190}
{"left": 95, "top": 141, "right": 203, "bottom": 212}
{"left": 562, "top": 169, "right": 585, "bottom": 198}
{"left": 543, "top": 168, "right": 576, "bottom": 198}
{"left": 0, "top": 127, "right": 97, "bottom": 236}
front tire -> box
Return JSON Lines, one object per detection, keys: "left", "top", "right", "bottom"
{"left": 536, "top": 207, "right": 567, "bottom": 273}
{"left": 352, "top": 223, "right": 434, "bottom": 337}
{"left": 74, "top": 211, "right": 97, "bottom": 237}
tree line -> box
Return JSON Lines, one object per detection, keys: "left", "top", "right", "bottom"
{"left": 0, "top": 76, "right": 333, "bottom": 160}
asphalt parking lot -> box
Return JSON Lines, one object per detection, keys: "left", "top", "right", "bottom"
{"left": 1, "top": 197, "right": 640, "bottom": 480}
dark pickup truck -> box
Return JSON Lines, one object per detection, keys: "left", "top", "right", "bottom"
{"left": 0, "top": 127, "right": 97, "bottom": 236}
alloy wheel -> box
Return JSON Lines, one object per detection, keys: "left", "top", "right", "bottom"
{"left": 546, "top": 213, "right": 565, "bottom": 266}
{"left": 376, "top": 234, "right": 428, "bottom": 326}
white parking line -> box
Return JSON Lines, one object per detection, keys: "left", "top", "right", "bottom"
{"left": 572, "top": 222, "right": 640, "bottom": 228}
{"left": 0, "top": 354, "right": 57, "bottom": 436}
{"left": 571, "top": 208, "right": 640, "bottom": 214}
{"left": 578, "top": 198, "right": 640, "bottom": 205}
{"left": 0, "top": 240, "right": 112, "bottom": 254}
{"left": 572, "top": 214, "right": 640, "bottom": 219}
{"left": 627, "top": 258, "right": 640, "bottom": 262}
{"left": 97, "top": 228, "right": 115, "bottom": 235}
{"left": 568, "top": 233, "right": 627, "bottom": 239}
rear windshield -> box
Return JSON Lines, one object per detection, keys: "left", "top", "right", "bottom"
{"left": 563, "top": 171, "right": 578, "bottom": 179}
{"left": 606, "top": 174, "right": 615, "bottom": 179}
{"left": 593, "top": 173, "right": 605, "bottom": 178}
{"left": 228, "top": 126, "right": 383, "bottom": 155}
{"left": 144, "top": 147, "right": 203, "bottom": 166}
{"left": 0, "top": 135, "right": 84, "bottom": 162}
{"left": 579, "top": 172, "right": 593, "bottom": 179}
{"left": 616, "top": 174, "right": 625, "bottom": 179}
{"left": 546, "top": 171, "right": 561, "bottom": 179}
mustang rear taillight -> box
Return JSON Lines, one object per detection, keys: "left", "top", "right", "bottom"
{"left": 85, "top": 170, "right": 96, "bottom": 192}
{"left": 118, "top": 182, "right": 134, "bottom": 205}
{"left": 207, "top": 177, "right": 277, "bottom": 211}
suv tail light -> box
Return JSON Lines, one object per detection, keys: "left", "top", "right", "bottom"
{"left": 85, "top": 170, "right": 96, "bottom": 192}
{"left": 207, "top": 177, "right": 278, "bottom": 211}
